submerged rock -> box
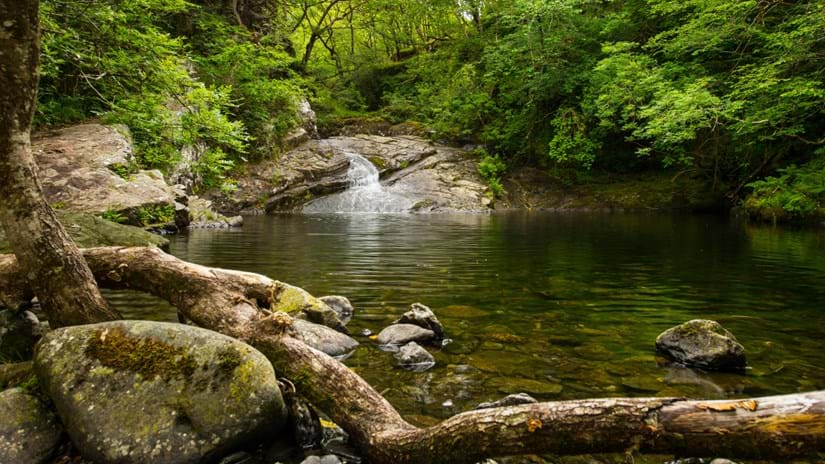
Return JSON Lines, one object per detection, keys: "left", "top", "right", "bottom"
{"left": 34, "top": 321, "right": 287, "bottom": 464}
{"left": 475, "top": 393, "right": 538, "bottom": 410}
{"left": 291, "top": 319, "right": 359, "bottom": 358}
{"left": 0, "top": 310, "right": 46, "bottom": 361}
{"left": 394, "top": 342, "right": 435, "bottom": 371}
{"left": 0, "top": 388, "right": 63, "bottom": 464}
{"left": 394, "top": 303, "right": 444, "bottom": 339}
{"left": 376, "top": 324, "right": 436, "bottom": 347}
{"left": 655, "top": 320, "right": 746, "bottom": 371}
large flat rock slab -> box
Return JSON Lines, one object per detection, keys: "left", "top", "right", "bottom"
{"left": 32, "top": 124, "right": 176, "bottom": 216}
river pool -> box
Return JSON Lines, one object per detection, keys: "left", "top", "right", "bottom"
{"left": 109, "top": 212, "right": 825, "bottom": 437}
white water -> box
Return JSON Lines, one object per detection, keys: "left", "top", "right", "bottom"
{"left": 303, "top": 152, "right": 416, "bottom": 213}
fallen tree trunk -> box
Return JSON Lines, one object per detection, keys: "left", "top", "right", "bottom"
{"left": 1, "top": 246, "right": 824, "bottom": 463}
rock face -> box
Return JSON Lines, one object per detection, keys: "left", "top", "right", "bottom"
{"left": 225, "top": 135, "right": 490, "bottom": 214}
{"left": 394, "top": 342, "right": 435, "bottom": 371}
{"left": 34, "top": 321, "right": 287, "bottom": 464}
{"left": 32, "top": 124, "right": 177, "bottom": 222}
{"left": 291, "top": 319, "right": 359, "bottom": 358}
{"left": 394, "top": 303, "right": 444, "bottom": 340}
{"left": 655, "top": 320, "right": 746, "bottom": 371}
{"left": 376, "top": 324, "right": 436, "bottom": 347}
{"left": 0, "top": 211, "right": 169, "bottom": 254}
{"left": 0, "top": 388, "right": 63, "bottom": 464}
{"left": 0, "top": 310, "right": 46, "bottom": 361}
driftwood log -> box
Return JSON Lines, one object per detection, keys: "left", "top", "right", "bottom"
{"left": 1, "top": 246, "right": 824, "bottom": 463}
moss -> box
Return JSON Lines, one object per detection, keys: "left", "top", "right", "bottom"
{"left": 85, "top": 326, "right": 199, "bottom": 382}
{"left": 367, "top": 156, "right": 387, "bottom": 170}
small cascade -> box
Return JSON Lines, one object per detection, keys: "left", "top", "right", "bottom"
{"left": 303, "top": 152, "right": 416, "bottom": 213}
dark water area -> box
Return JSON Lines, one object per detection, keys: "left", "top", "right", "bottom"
{"left": 108, "top": 212, "right": 825, "bottom": 428}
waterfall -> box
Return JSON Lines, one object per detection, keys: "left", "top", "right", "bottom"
{"left": 303, "top": 152, "right": 416, "bottom": 213}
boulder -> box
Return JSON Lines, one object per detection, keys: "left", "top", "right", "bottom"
{"left": 291, "top": 319, "right": 359, "bottom": 358}
{"left": 394, "top": 303, "right": 444, "bottom": 339}
{"left": 0, "top": 388, "right": 63, "bottom": 464}
{"left": 475, "top": 393, "right": 538, "bottom": 410}
{"left": 319, "top": 296, "right": 354, "bottom": 325}
{"left": 0, "top": 310, "right": 46, "bottom": 361}
{"left": 655, "top": 320, "right": 746, "bottom": 371}
{"left": 32, "top": 124, "right": 177, "bottom": 224}
{"left": 394, "top": 342, "right": 435, "bottom": 372}
{"left": 34, "top": 321, "right": 287, "bottom": 464}
{"left": 376, "top": 324, "right": 435, "bottom": 347}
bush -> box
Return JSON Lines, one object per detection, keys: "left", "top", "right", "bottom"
{"left": 743, "top": 154, "right": 825, "bottom": 224}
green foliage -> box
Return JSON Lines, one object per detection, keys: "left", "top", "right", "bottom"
{"left": 102, "top": 209, "right": 128, "bottom": 224}
{"left": 135, "top": 204, "right": 176, "bottom": 226}
{"left": 477, "top": 152, "right": 508, "bottom": 198}
{"left": 744, "top": 153, "right": 825, "bottom": 224}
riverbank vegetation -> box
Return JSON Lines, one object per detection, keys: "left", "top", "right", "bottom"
{"left": 34, "top": 0, "right": 825, "bottom": 220}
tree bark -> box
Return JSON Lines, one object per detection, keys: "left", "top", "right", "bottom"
{"left": 2, "top": 247, "right": 825, "bottom": 462}
{"left": 0, "top": 0, "right": 119, "bottom": 327}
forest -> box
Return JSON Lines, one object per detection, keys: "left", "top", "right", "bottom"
{"left": 1, "top": 1, "right": 825, "bottom": 464}
{"left": 33, "top": 0, "right": 825, "bottom": 221}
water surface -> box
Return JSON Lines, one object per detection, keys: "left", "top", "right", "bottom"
{"left": 109, "top": 212, "right": 825, "bottom": 423}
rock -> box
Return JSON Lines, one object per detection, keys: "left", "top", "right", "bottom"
{"left": 187, "top": 196, "right": 243, "bottom": 229}
{"left": 0, "top": 211, "right": 169, "bottom": 254}
{"left": 0, "top": 388, "right": 63, "bottom": 464}
{"left": 655, "top": 320, "right": 746, "bottom": 371}
{"left": 32, "top": 124, "right": 178, "bottom": 224}
{"left": 300, "top": 457, "right": 321, "bottom": 464}
{"left": 319, "top": 296, "right": 354, "bottom": 326}
{"left": 376, "top": 324, "right": 436, "bottom": 347}
{"left": 286, "top": 393, "right": 322, "bottom": 451}
{"left": 271, "top": 282, "right": 347, "bottom": 333}
{"left": 0, "top": 362, "right": 34, "bottom": 390}
{"left": 709, "top": 459, "right": 738, "bottom": 464}
{"left": 291, "top": 319, "right": 359, "bottom": 358}
{"left": 34, "top": 321, "right": 287, "bottom": 464}
{"left": 475, "top": 393, "right": 538, "bottom": 410}
{"left": 320, "top": 455, "right": 343, "bottom": 464}
{"left": 0, "top": 310, "right": 46, "bottom": 361}
{"left": 394, "top": 342, "right": 435, "bottom": 371}
{"left": 394, "top": 303, "right": 444, "bottom": 339}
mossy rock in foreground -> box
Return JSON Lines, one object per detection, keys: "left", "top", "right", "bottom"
{"left": 0, "top": 211, "right": 168, "bottom": 254}
{"left": 0, "top": 387, "right": 63, "bottom": 464}
{"left": 34, "top": 321, "right": 287, "bottom": 464}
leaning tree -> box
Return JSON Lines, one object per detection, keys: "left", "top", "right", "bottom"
{"left": 0, "top": 0, "right": 119, "bottom": 327}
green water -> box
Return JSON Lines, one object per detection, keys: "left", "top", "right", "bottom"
{"left": 109, "top": 212, "right": 825, "bottom": 426}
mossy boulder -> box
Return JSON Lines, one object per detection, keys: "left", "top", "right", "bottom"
{"left": 34, "top": 321, "right": 287, "bottom": 464}
{"left": 655, "top": 320, "right": 746, "bottom": 371}
{"left": 291, "top": 319, "right": 359, "bottom": 358}
{"left": 0, "top": 387, "right": 64, "bottom": 464}
{"left": 0, "top": 211, "right": 168, "bottom": 254}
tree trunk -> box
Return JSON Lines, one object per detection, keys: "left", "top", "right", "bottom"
{"left": 1, "top": 246, "right": 824, "bottom": 463}
{"left": 0, "top": 0, "right": 120, "bottom": 327}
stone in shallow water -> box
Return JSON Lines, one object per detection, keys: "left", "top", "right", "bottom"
{"left": 376, "top": 324, "right": 436, "bottom": 346}
{"left": 655, "top": 319, "right": 746, "bottom": 371}
{"left": 291, "top": 319, "right": 359, "bottom": 358}
{"left": 34, "top": 320, "right": 287, "bottom": 464}
{"left": 319, "top": 295, "right": 355, "bottom": 326}
{"left": 394, "top": 342, "right": 435, "bottom": 371}
{"left": 0, "top": 388, "right": 63, "bottom": 464}
{"left": 394, "top": 303, "right": 445, "bottom": 339}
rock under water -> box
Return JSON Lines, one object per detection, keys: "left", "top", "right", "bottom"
{"left": 656, "top": 319, "right": 746, "bottom": 371}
